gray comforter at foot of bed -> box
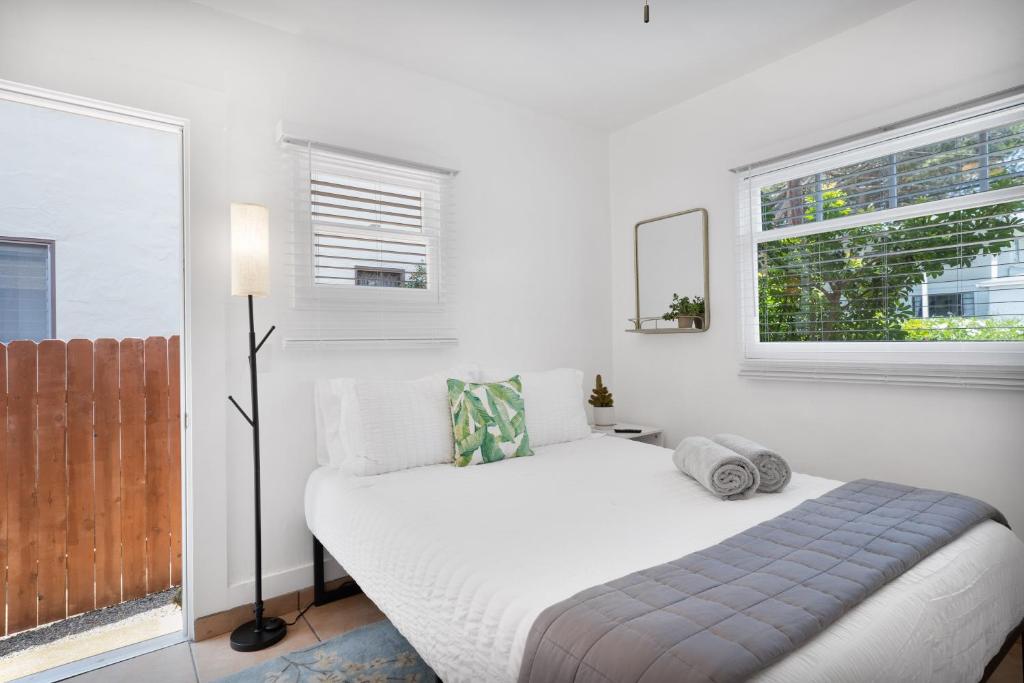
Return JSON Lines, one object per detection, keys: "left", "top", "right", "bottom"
{"left": 518, "top": 479, "right": 1007, "bottom": 683}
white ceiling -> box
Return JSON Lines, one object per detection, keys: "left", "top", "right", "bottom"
{"left": 194, "top": 0, "right": 911, "bottom": 130}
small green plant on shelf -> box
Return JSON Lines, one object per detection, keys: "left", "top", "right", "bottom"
{"left": 589, "top": 374, "right": 614, "bottom": 407}
{"left": 662, "top": 294, "right": 705, "bottom": 328}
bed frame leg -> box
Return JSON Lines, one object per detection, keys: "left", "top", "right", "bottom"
{"left": 313, "top": 535, "right": 363, "bottom": 606}
{"left": 313, "top": 537, "right": 437, "bottom": 682}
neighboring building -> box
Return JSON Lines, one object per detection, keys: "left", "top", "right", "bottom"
{"left": 909, "top": 237, "right": 1024, "bottom": 321}
{"left": 0, "top": 97, "right": 182, "bottom": 343}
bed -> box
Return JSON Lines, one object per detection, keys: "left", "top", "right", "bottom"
{"left": 305, "top": 434, "right": 1024, "bottom": 683}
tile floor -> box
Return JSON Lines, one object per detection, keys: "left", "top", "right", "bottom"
{"left": 55, "top": 601, "right": 1023, "bottom": 682}
{"left": 64, "top": 594, "right": 384, "bottom": 682}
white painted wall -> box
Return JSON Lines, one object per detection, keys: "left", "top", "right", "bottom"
{"left": 610, "top": 0, "right": 1024, "bottom": 531}
{"left": 0, "top": 0, "right": 611, "bottom": 619}
{"left": 0, "top": 97, "right": 182, "bottom": 341}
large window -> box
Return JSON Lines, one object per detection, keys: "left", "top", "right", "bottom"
{"left": 737, "top": 95, "right": 1024, "bottom": 385}
{"left": 0, "top": 238, "right": 54, "bottom": 342}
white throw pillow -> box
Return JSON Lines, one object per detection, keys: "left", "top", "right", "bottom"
{"left": 314, "top": 366, "right": 478, "bottom": 474}
{"left": 480, "top": 367, "right": 591, "bottom": 447}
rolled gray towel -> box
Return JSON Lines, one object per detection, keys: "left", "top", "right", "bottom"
{"left": 672, "top": 436, "right": 760, "bottom": 500}
{"left": 711, "top": 433, "right": 792, "bottom": 493}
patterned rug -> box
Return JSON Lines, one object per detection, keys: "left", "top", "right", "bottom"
{"left": 214, "top": 620, "right": 438, "bottom": 683}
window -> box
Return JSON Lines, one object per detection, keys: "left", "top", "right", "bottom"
{"left": 311, "top": 168, "right": 431, "bottom": 290}
{"left": 911, "top": 292, "right": 975, "bottom": 318}
{"left": 283, "top": 137, "right": 457, "bottom": 347}
{"left": 737, "top": 94, "right": 1024, "bottom": 386}
{"left": 0, "top": 238, "right": 54, "bottom": 342}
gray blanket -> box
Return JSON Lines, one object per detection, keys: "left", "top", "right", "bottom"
{"left": 518, "top": 480, "right": 1005, "bottom": 683}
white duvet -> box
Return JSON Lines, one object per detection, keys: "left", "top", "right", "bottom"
{"left": 305, "top": 435, "right": 1024, "bottom": 683}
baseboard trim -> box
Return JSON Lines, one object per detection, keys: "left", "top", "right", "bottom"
{"left": 193, "top": 577, "right": 352, "bottom": 642}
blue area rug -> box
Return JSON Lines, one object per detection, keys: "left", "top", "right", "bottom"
{"left": 214, "top": 620, "right": 438, "bottom": 683}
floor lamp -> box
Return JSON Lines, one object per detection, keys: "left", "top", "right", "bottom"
{"left": 227, "top": 202, "right": 285, "bottom": 652}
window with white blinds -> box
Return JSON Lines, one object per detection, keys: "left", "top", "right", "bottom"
{"left": 312, "top": 163, "right": 433, "bottom": 290}
{"left": 0, "top": 239, "right": 54, "bottom": 343}
{"left": 284, "top": 139, "right": 457, "bottom": 347}
{"left": 736, "top": 93, "right": 1024, "bottom": 386}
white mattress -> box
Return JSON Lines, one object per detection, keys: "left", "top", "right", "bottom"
{"left": 305, "top": 435, "right": 1024, "bottom": 683}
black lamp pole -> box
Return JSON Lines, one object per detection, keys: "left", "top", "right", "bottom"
{"left": 228, "top": 294, "right": 283, "bottom": 652}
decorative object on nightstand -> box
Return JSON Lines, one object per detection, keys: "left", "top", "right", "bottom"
{"left": 589, "top": 374, "right": 615, "bottom": 426}
{"left": 600, "top": 423, "right": 664, "bottom": 447}
{"left": 226, "top": 203, "right": 286, "bottom": 653}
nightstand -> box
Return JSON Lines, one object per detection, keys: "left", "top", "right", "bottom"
{"left": 594, "top": 423, "right": 664, "bottom": 447}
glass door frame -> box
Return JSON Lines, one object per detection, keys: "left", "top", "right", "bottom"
{"left": 0, "top": 78, "right": 194, "bottom": 681}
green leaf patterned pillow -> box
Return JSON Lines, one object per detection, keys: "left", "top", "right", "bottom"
{"left": 447, "top": 375, "right": 533, "bottom": 467}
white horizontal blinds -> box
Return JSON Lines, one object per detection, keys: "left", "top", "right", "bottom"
{"left": 285, "top": 141, "right": 457, "bottom": 346}
{"left": 314, "top": 233, "right": 428, "bottom": 288}
{"left": 311, "top": 151, "right": 440, "bottom": 291}
{"left": 751, "top": 109, "right": 1024, "bottom": 345}
{"left": 760, "top": 119, "right": 1024, "bottom": 231}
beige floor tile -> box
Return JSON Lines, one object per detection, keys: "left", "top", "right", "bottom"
{"left": 189, "top": 612, "right": 317, "bottom": 682}
{"left": 64, "top": 642, "right": 196, "bottom": 683}
{"left": 302, "top": 594, "right": 385, "bottom": 642}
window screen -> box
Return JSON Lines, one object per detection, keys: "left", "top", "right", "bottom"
{"left": 0, "top": 240, "right": 53, "bottom": 342}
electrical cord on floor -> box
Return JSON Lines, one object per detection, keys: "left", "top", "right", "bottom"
{"left": 284, "top": 601, "right": 315, "bottom": 626}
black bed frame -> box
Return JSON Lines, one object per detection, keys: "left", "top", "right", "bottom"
{"left": 312, "top": 536, "right": 363, "bottom": 606}
{"left": 313, "top": 536, "right": 1022, "bottom": 680}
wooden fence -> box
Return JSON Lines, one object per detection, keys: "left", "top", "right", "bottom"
{"left": 0, "top": 336, "right": 182, "bottom": 636}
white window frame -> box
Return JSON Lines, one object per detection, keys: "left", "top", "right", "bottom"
{"left": 280, "top": 130, "right": 459, "bottom": 348}
{"left": 0, "top": 236, "right": 56, "bottom": 341}
{"left": 736, "top": 92, "right": 1024, "bottom": 389}
{"left": 296, "top": 147, "right": 449, "bottom": 309}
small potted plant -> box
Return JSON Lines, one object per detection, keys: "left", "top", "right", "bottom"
{"left": 662, "top": 293, "right": 705, "bottom": 329}
{"left": 589, "top": 374, "right": 615, "bottom": 426}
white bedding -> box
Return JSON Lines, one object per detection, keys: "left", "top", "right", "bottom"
{"left": 305, "top": 435, "right": 1024, "bottom": 683}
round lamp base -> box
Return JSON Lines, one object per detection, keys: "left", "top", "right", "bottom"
{"left": 229, "top": 616, "right": 287, "bottom": 652}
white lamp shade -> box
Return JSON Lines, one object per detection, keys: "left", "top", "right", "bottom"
{"left": 230, "top": 202, "right": 270, "bottom": 297}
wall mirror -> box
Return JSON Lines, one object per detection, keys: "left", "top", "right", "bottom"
{"left": 628, "top": 207, "right": 709, "bottom": 333}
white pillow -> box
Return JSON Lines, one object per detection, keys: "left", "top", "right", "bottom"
{"left": 480, "top": 367, "right": 591, "bottom": 447}
{"left": 314, "top": 366, "right": 478, "bottom": 473}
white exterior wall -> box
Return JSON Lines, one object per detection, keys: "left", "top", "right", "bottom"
{"left": 0, "top": 98, "right": 181, "bottom": 340}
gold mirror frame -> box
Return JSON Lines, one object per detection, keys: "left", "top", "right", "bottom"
{"left": 627, "top": 207, "right": 710, "bottom": 334}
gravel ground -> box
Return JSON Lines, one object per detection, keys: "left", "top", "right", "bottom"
{"left": 0, "top": 588, "right": 179, "bottom": 657}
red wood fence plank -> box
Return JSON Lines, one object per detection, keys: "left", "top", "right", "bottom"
{"left": 144, "top": 337, "right": 171, "bottom": 592}
{"left": 0, "top": 344, "right": 7, "bottom": 635}
{"left": 93, "top": 339, "right": 122, "bottom": 609}
{"left": 6, "top": 341, "right": 38, "bottom": 633}
{"left": 168, "top": 335, "right": 182, "bottom": 586}
{"left": 66, "top": 340, "right": 95, "bottom": 616}
{"left": 36, "top": 340, "right": 68, "bottom": 625}
{"left": 119, "top": 339, "right": 147, "bottom": 600}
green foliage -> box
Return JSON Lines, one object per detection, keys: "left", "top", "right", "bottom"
{"left": 403, "top": 263, "right": 427, "bottom": 289}
{"left": 758, "top": 192, "right": 1023, "bottom": 342}
{"left": 901, "top": 317, "right": 1024, "bottom": 341}
{"left": 757, "top": 121, "right": 1024, "bottom": 342}
{"left": 589, "top": 374, "right": 614, "bottom": 408}
{"left": 662, "top": 294, "right": 705, "bottom": 321}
